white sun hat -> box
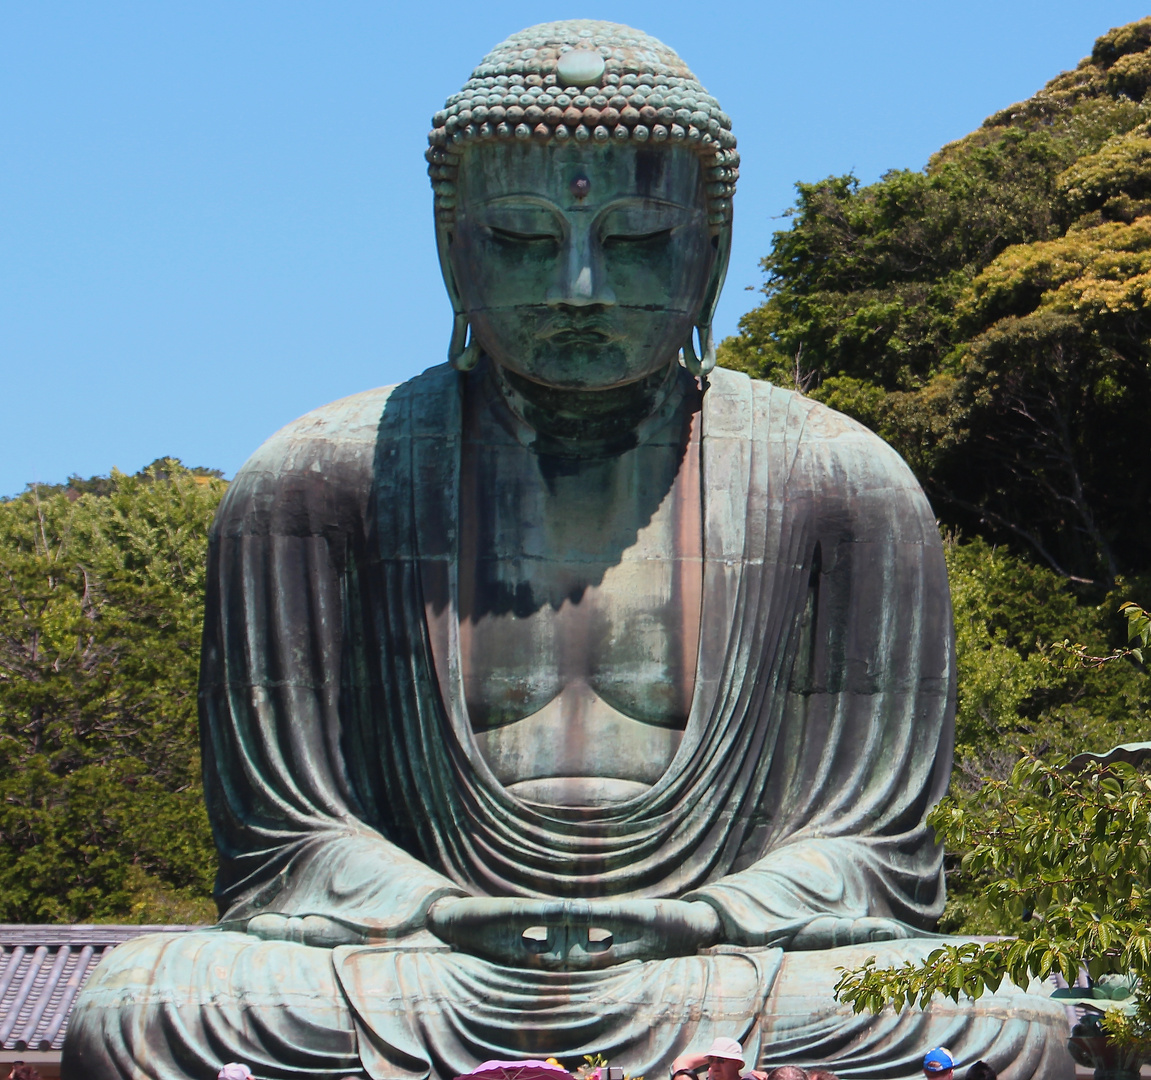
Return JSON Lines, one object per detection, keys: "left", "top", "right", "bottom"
{"left": 706, "top": 1038, "right": 746, "bottom": 1066}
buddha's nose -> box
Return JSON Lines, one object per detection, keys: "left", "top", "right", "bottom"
{"left": 547, "top": 229, "right": 616, "bottom": 308}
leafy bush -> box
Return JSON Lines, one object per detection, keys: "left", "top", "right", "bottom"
{"left": 835, "top": 751, "right": 1151, "bottom": 1051}
{"left": 943, "top": 538, "right": 1150, "bottom": 933}
{"left": 0, "top": 461, "right": 224, "bottom": 922}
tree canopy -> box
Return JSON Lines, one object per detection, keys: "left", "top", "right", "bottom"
{"left": 834, "top": 747, "right": 1151, "bottom": 1052}
{"left": 721, "top": 17, "right": 1151, "bottom": 586}
{"left": 721, "top": 16, "right": 1151, "bottom": 942}
{"left": 0, "top": 461, "right": 224, "bottom": 923}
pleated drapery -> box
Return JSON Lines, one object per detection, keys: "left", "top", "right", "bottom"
{"left": 200, "top": 363, "right": 955, "bottom": 944}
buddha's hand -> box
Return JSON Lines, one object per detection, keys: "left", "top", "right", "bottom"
{"left": 426, "top": 896, "right": 723, "bottom": 971}
{"left": 788, "top": 915, "right": 916, "bottom": 950}
{"left": 245, "top": 913, "right": 368, "bottom": 948}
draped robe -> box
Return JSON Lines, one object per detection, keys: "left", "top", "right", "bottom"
{"left": 61, "top": 365, "right": 1071, "bottom": 1080}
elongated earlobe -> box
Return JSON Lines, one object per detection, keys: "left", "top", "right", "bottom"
{"left": 448, "top": 311, "right": 480, "bottom": 371}
{"left": 697, "top": 324, "right": 717, "bottom": 375}
{"left": 682, "top": 324, "right": 716, "bottom": 379}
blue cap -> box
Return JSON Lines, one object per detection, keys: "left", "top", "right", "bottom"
{"left": 923, "top": 1049, "right": 955, "bottom": 1073}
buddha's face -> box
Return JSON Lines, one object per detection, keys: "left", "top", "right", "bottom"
{"left": 448, "top": 141, "right": 715, "bottom": 391}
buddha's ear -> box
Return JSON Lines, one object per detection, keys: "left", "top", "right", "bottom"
{"left": 436, "top": 221, "right": 479, "bottom": 370}
{"left": 683, "top": 222, "right": 732, "bottom": 377}
{"left": 435, "top": 221, "right": 465, "bottom": 316}
{"left": 699, "top": 221, "right": 732, "bottom": 335}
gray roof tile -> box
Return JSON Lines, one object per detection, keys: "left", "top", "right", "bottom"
{"left": 0, "top": 925, "right": 202, "bottom": 1052}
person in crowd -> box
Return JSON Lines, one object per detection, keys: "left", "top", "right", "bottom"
{"left": 766, "top": 1068, "right": 809, "bottom": 1080}
{"left": 805, "top": 1070, "right": 838, "bottom": 1080}
{"left": 670, "top": 1037, "right": 771, "bottom": 1080}
{"left": 217, "top": 1065, "right": 254, "bottom": 1080}
{"left": 8, "top": 1063, "right": 41, "bottom": 1080}
{"left": 966, "top": 1063, "right": 996, "bottom": 1080}
{"left": 923, "top": 1048, "right": 955, "bottom": 1080}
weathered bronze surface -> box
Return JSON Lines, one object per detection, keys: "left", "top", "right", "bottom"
{"left": 63, "top": 21, "right": 1073, "bottom": 1080}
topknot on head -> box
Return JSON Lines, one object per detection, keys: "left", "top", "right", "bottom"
{"left": 425, "top": 20, "right": 738, "bottom": 228}
{"left": 470, "top": 20, "right": 697, "bottom": 83}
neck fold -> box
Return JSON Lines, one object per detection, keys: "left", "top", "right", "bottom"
{"left": 486, "top": 358, "right": 693, "bottom": 458}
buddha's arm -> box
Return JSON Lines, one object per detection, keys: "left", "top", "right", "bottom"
{"left": 199, "top": 390, "right": 466, "bottom": 942}
{"left": 687, "top": 414, "right": 954, "bottom": 950}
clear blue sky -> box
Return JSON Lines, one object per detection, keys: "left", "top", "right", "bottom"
{"left": 2, "top": 1, "right": 1147, "bottom": 495}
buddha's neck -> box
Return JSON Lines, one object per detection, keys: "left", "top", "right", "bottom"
{"left": 484, "top": 358, "right": 691, "bottom": 457}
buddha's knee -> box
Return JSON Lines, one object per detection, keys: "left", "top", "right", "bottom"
{"left": 770, "top": 937, "right": 1071, "bottom": 1017}
{"left": 762, "top": 940, "right": 1072, "bottom": 1080}
{"left": 62, "top": 931, "right": 360, "bottom": 1080}
{"left": 63, "top": 931, "right": 203, "bottom": 1080}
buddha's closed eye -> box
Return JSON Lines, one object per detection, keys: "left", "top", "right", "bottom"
{"left": 486, "top": 225, "right": 561, "bottom": 245}
{"left": 602, "top": 227, "right": 675, "bottom": 247}
{"left": 598, "top": 203, "right": 689, "bottom": 247}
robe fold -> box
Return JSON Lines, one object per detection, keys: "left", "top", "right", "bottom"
{"left": 203, "top": 363, "right": 953, "bottom": 930}
{"left": 62, "top": 365, "right": 1071, "bottom": 1080}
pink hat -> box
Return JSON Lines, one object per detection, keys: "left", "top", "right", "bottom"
{"left": 706, "top": 1038, "right": 745, "bottom": 1066}
{"left": 217, "top": 1065, "right": 254, "bottom": 1080}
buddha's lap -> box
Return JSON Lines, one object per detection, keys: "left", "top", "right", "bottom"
{"left": 67, "top": 928, "right": 1071, "bottom": 1078}
{"left": 769, "top": 945, "right": 1071, "bottom": 1073}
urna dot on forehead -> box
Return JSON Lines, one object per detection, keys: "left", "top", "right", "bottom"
{"left": 426, "top": 20, "right": 739, "bottom": 229}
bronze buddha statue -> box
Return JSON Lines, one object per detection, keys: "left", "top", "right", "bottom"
{"left": 63, "top": 21, "right": 1071, "bottom": 1080}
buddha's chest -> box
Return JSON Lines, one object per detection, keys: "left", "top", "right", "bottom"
{"left": 453, "top": 416, "right": 701, "bottom": 805}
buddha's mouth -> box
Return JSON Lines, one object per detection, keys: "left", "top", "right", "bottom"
{"left": 537, "top": 318, "right": 617, "bottom": 346}
{"left": 540, "top": 328, "right": 613, "bottom": 345}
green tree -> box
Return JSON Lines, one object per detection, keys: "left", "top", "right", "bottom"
{"left": 721, "top": 17, "right": 1151, "bottom": 585}
{"left": 833, "top": 607, "right": 1151, "bottom": 1047}
{"left": 720, "top": 11, "right": 1151, "bottom": 942}
{"left": 942, "top": 540, "right": 1151, "bottom": 933}
{"left": 834, "top": 748, "right": 1151, "bottom": 1053}
{"left": 0, "top": 460, "right": 225, "bottom": 922}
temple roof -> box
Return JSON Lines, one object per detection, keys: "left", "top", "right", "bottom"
{"left": 0, "top": 925, "right": 200, "bottom": 1054}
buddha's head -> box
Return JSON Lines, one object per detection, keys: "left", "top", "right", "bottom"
{"left": 427, "top": 21, "right": 737, "bottom": 392}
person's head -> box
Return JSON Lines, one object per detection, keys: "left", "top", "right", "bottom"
{"left": 428, "top": 20, "right": 737, "bottom": 392}
{"left": 9, "top": 1063, "right": 41, "bottom": 1080}
{"left": 703, "top": 1036, "right": 746, "bottom": 1080}
{"left": 806, "top": 1070, "right": 837, "bottom": 1080}
{"left": 923, "top": 1047, "right": 955, "bottom": 1080}
{"left": 766, "top": 1067, "right": 809, "bottom": 1080}
{"left": 217, "top": 1064, "right": 254, "bottom": 1080}
{"left": 965, "top": 1062, "right": 996, "bottom": 1080}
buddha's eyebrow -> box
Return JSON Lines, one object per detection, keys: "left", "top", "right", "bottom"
{"left": 595, "top": 196, "right": 697, "bottom": 213}
{"left": 473, "top": 195, "right": 696, "bottom": 214}
{"left": 474, "top": 195, "right": 563, "bottom": 212}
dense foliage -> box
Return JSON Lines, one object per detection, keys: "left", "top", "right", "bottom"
{"left": 721, "top": 16, "right": 1151, "bottom": 939}
{"left": 941, "top": 539, "right": 1150, "bottom": 933}
{"left": 729, "top": 14, "right": 1151, "bottom": 1032}
{"left": 721, "top": 17, "right": 1151, "bottom": 586}
{"left": 0, "top": 461, "right": 224, "bottom": 923}
{"left": 835, "top": 749, "right": 1151, "bottom": 1051}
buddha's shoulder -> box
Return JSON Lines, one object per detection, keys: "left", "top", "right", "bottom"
{"left": 234, "top": 365, "right": 458, "bottom": 484}
{"left": 713, "top": 368, "right": 910, "bottom": 471}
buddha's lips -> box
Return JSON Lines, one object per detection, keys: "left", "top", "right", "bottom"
{"left": 537, "top": 321, "right": 617, "bottom": 345}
